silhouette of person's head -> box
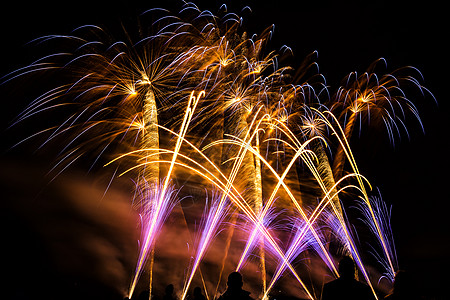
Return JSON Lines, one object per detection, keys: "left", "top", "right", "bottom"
{"left": 138, "top": 290, "right": 150, "bottom": 300}
{"left": 194, "top": 287, "right": 202, "bottom": 296}
{"left": 227, "top": 271, "right": 244, "bottom": 290}
{"left": 338, "top": 256, "right": 356, "bottom": 279}
{"left": 165, "top": 284, "right": 174, "bottom": 295}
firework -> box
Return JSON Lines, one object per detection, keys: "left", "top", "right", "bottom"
{"left": 5, "top": 3, "right": 434, "bottom": 300}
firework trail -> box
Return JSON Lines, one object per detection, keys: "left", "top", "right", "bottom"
{"left": 130, "top": 180, "right": 179, "bottom": 297}
{"left": 357, "top": 191, "right": 398, "bottom": 283}
{"left": 129, "top": 89, "right": 205, "bottom": 297}
{"left": 181, "top": 191, "right": 231, "bottom": 300}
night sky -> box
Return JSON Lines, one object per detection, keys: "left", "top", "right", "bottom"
{"left": 1, "top": 1, "right": 448, "bottom": 299}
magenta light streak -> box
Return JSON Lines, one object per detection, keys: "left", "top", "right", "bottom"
{"left": 128, "top": 180, "right": 178, "bottom": 298}
{"left": 236, "top": 208, "right": 281, "bottom": 272}
{"left": 181, "top": 192, "right": 230, "bottom": 300}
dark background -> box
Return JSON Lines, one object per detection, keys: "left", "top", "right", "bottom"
{"left": 1, "top": 0, "right": 448, "bottom": 299}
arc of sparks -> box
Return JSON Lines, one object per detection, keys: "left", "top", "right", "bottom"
{"left": 128, "top": 90, "right": 205, "bottom": 298}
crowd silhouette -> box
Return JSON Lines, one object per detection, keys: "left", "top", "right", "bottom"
{"left": 193, "top": 286, "right": 206, "bottom": 300}
{"left": 128, "top": 258, "right": 420, "bottom": 300}
{"left": 217, "top": 272, "right": 254, "bottom": 300}
{"left": 322, "top": 256, "right": 375, "bottom": 300}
